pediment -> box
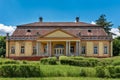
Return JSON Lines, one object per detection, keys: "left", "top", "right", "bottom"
{"left": 43, "top": 29, "right": 75, "bottom": 38}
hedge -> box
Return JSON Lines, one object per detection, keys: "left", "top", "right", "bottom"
{"left": 0, "top": 64, "right": 40, "bottom": 77}
{"left": 0, "top": 59, "right": 19, "bottom": 65}
{"left": 40, "top": 57, "right": 57, "bottom": 65}
{"left": 59, "top": 56, "right": 100, "bottom": 67}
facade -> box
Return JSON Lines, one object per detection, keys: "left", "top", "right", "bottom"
{"left": 6, "top": 17, "right": 113, "bottom": 60}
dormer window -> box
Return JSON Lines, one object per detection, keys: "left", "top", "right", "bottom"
{"left": 88, "top": 30, "right": 92, "bottom": 32}
{"left": 27, "top": 30, "right": 31, "bottom": 32}
{"left": 78, "top": 32, "right": 81, "bottom": 36}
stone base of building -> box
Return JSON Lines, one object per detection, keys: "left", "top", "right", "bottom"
{"left": 7, "top": 56, "right": 49, "bottom": 61}
{"left": 6, "top": 55, "right": 111, "bottom": 61}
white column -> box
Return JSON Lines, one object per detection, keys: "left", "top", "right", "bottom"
{"left": 47, "top": 42, "right": 49, "bottom": 56}
{"left": 36, "top": 42, "right": 39, "bottom": 56}
{"left": 68, "top": 41, "right": 71, "bottom": 56}
{"left": 78, "top": 41, "right": 81, "bottom": 56}
{"left": 76, "top": 41, "right": 79, "bottom": 56}
{"left": 36, "top": 42, "right": 41, "bottom": 56}
{"left": 38, "top": 42, "right": 41, "bottom": 56}
{"left": 66, "top": 41, "right": 68, "bottom": 56}
{"left": 49, "top": 41, "right": 51, "bottom": 57}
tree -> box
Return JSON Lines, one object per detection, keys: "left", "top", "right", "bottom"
{"left": 113, "top": 37, "right": 120, "bottom": 56}
{"left": 118, "top": 26, "right": 120, "bottom": 33}
{"left": 0, "top": 36, "right": 6, "bottom": 57}
{"left": 95, "top": 14, "right": 113, "bottom": 34}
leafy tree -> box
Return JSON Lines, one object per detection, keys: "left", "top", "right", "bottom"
{"left": 118, "top": 26, "right": 120, "bottom": 33}
{"left": 0, "top": 36, "right": 6, "bottom": 57}
{"left": 95, "top": 14, "right": 113, "bottom": 34}
{"left": 113, "top": 37, "right": 120, "bottom": 56}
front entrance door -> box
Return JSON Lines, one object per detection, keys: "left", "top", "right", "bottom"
{"left": 54, "top": 44, "right": 64, "bottom": 56}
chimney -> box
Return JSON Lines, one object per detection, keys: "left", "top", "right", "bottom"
{"left": 6, "top": 33, "right": 9, "bottom": 37}
{"left": 39, "top": 17, "right": 43, "bottom": 22}
{"left": 76, "top": 17, "right": 79, "bottom": 22}
{"left": 6, "top": 33, "right": 9, "bottom": 40}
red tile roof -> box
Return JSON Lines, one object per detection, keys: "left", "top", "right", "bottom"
{"left": 18, "top": 22, "right": 99, "bottom": 27}
{"left": 9, "top": 21, "right": 112, "bottom": 40}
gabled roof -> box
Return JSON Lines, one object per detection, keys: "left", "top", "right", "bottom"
{"left": 40, "top": 29, "right": 77, "bottom": 38}
{"left": 17, "top": 22, "right": 99, "bottom": 27}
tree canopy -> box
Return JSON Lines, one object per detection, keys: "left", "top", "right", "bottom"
{"left": 95, "top": 14, "right": 113, "bottom": 34}
{"left": 0, "top": 36, "right": 6, "bottom": 57}
{"left": 118, "top": 26, "right": 120, "bottom": 33}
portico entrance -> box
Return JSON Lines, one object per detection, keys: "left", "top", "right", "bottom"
{"left": 54, "top": 44, "right": 64, "bottom": 56}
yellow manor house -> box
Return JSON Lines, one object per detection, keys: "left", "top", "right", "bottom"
{"left": 6, "top": 17, "right": 113, "bottom": 60}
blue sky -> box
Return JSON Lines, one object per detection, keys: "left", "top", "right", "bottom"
{"left": 0, "top": 0, "right": 120, "bottom": 27}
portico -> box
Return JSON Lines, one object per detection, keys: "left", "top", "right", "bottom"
{"left": 36, "top": 39, "right": 81, "bottom": 57}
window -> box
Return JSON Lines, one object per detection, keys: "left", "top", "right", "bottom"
{"left": 44, "top": 45, "right": 47, "bottom": 53}
{"left": 11, "top": 46, "right": 15, "bottom": 54}
{"left": 33, "top": 46, "right": 36, "bottom": 54}
{"left": 27, "top": 30, "right": 31, "bottom": 32}
{"left": 94, "top": 46, "right": 98, "bottom": 54}
{"left": 104, "top": 46, "right": 108, "bottom": 54}
{"left": 88, "top": 29, "right": 92, "bottom": 32}
{"left": 70, "top": 46, "right": 74, "bottom": 53}
{"left": 81, "top": 46, "right": 86, "bottom": 54}
{"left": 21, "top": 46, "right": 25, "bottom": 54}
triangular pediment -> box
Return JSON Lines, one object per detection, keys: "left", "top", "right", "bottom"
{"left": 43, "top": 29, "right": 75, "bottom": 38}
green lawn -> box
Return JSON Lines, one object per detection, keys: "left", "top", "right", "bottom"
{"left": 0, "top": 77, "right": 119, "bottom": 80}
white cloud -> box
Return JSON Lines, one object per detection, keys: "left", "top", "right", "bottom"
{"left": 91, "top": 21, "right": 96, "bottom": 25}
{"left": 110, "top": 28, "right": 120, "bottom": 38}
{"left": 0, "top": 24, "right": 16, "bottom": 36}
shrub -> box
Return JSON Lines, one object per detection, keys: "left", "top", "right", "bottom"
{"left": 40, "top": 58, "right": 48, "bottom": 64}
{"left": 48, "top": 57, "right": 57, "bottom": 65}
{"left": 3, "top": 60, "right": 19, "bottom": 64}
{"left": 95, "top": 66, "right": 106, "bottom": 77}
{"left": 87, "top": 58, "right": 99, "bottom": 67}
{"left": 114, "top": 66, "right": 120, "bottom": 78}
{"left": 0, "top": 64, "right": 40, "bottom": 77}
{"left": 40, "top": 57, "right": 57, "bottom": 65}
{"left": 70, "top": 56, "right": 84, "bottom": 60}
{"left": 98, "top": 59, "right": 112, "bottom": 66}
{"left": 80, "top": 69, "right": 87, "bottom": 77}
{"left": 22, "top": 60, "right": 27, "bottom": 64}
{"left": 0, "top": 59, "right": 19, "bottom": 65}
{"left": 112, "top": 60, "right": 120, "bottom": 66}
{"left": 59, "top": 56, "right": 69, "bottom": 65}
{"left": 106, "top": 66, "right": 120, "bottom": 78}
{"left": 59, "top": 56, "right": 97, "bottom": 67}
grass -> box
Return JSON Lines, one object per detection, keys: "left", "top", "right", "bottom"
{"left": 0, "top": 77, "right": 119, "bottom": 80}
{"left": 40, "top": 65, "right": 96, "bottom": 77}
{"left": 0, "top": 56, "right": 120, "bottom": 79}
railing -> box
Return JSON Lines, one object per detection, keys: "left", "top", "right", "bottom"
{"left": 81, "top": 36, "right": 112, "bottom": 40}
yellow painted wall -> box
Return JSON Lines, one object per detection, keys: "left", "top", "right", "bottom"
{"left": 15, "top": 41, "right": 20, "bottom": 56}
{"left": 25, "top": 41, "right": 32, "bottom": 56}
{"left": 6, "top": 41, "right": 8, "bottom": 57}
{"left": 6, "top": 40, "right": 111, "bottom": 57}
{"left": 99, "top": 42, "right": 103, "bottom": 56}
{"left": 86, "top": 42, "right": 93, "bottom": 56}
{"left": 45, "top": 30, "right": 73, "bottom": 38}
{"left": 83, "top": 41, "right": 110, "bottom": 57}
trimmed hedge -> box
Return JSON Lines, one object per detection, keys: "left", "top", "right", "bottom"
{"left": 0, "top": 59, "right": 19, "bottom": 65}
{"left": 0, "top": 64, "right": 40, "bottom": 77}
{"left": 40, "top": 57, "right": 57, "bottom": 65}
{"left": 59, "top": 56, "right": 99, "bottom": 67}
{"left": 112, "top": 60, "right": 120, "bottom": 66}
